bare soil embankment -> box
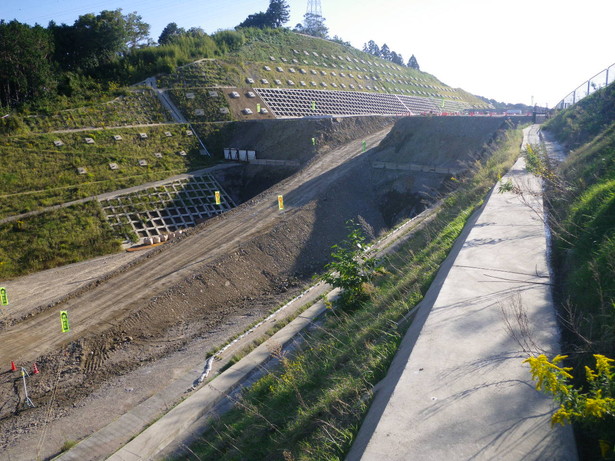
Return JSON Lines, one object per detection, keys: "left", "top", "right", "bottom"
{"left": 0, "top": 115, "right": 509, "bottom": 460}
{"left": 370, "top": 116, "right": 516, "bottom": 224}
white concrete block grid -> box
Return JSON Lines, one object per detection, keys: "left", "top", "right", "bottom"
{"left": 253, "top": 87, "right": 468, "bottom": 118}
{"left": 100, "top": 174, "right": 233, "bottom": 242}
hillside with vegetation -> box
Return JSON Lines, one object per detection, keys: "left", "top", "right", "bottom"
{"left": 0, "top": 6, "right": 493, "bottom": 279}
{"left": 541, "top": 82, "right": 615, "bottom": 459}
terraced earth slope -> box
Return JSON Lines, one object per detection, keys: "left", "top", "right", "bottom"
{"left": 0, "top": 114, "right": 518, "bottom": 460}
{"left": 0, "top": 28, "right": 509, "bottom": 459}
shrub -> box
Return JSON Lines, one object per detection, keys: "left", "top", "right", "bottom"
{"left": 321, "top": 221, "right": 381, "bottom": 307}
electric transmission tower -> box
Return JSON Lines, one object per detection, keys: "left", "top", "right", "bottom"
{"left": 307, "top": 0, "right": 322, "bottom": 17}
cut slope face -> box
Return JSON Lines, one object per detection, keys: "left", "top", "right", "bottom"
{"left": 374, "top": 116, "right": 509, "bottom": 166}
{"left": 0, "top": 116, "right": 510, "bottom": 459}
{"left": 370, "top": 116, "right": 519, "bottom": 224}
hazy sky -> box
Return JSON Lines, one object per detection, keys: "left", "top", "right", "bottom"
{"left": 2, "top": 0, "right": 614, "bottom": 106}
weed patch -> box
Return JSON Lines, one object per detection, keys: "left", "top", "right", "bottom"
{"left": 0, "top": 201, "right": 121, "bottom": 278}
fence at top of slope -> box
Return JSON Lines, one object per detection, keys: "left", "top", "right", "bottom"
{"left": 555, "top": 62, "right": 615, "bottom": 110}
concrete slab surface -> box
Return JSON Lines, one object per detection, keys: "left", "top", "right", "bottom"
{"left": 348, "top": 126, "right": 577, "bottom": 460}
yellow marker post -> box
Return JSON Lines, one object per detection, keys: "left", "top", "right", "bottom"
{"left": 257, "top": 103, "right": 261, "bottom": 113}
{"left": 0, "top": 287, "right": 7, "bottom": 306}
{"left": 311, "top": 137, "right": 316, "bottom": 146}
{"left": 277, "top": 195, "right": 284, "bottom": 210}
{"left": 214, "top": 191, "right": 221, "bottom": 205}
{"left": 311, "top": 101, "right": 316, "bottom": 110}
{"left": 60, "top": 311, "right": 70, "bottom": 333}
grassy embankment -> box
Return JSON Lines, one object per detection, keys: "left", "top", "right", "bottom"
{"left": 541, "top": 82, "right": 615, "bottom": 458}
{"left": 177, "top": 126, "right": 522, "bottom": 460}
{"left": 155, "top": 28, "right": 488, "bottom": 109}
{"left": 0, "top": 122, "right": 227, "bottom": 279}
{"left": 0, "top": 124, "right": 216, "bottom": 218}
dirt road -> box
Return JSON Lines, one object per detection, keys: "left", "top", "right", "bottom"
{"left": 0, "top": 126, "right": 391, "bottom": 370}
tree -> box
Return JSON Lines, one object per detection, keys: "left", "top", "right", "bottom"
{"left": 124, "top": 12, "right": 150, "bottom": 48}
{"left": 390, "top": 51, "right": 404, "bottom": 66}
{"left": 266, "top": 0, "right": 290, "bottom": 28}
{"left": 366, "top": 40, "right": 380, "bottom": 57}
{"left": 380, "top": 43, "right": 390, "bottom": 61}
{"left": 186, "top": 27, "right": 206, "bottom": 37}
{"left": 238, "top": 12, "right": 270, "bottom": 29}
{"left": 407, "top": 54, "right": 420, "bottom": 70}
{"left": 0, "top": 20, "right": 55, "bottom": 107}
{"left": 158, "top": 22, "right": 184, "bottom": 45}
{"left": 51, "top": 9, "right": 150, "bottom": 73}
{"left": 332, "top": 35, "right": 351, "bottom": 47}
{"left": 238, "top": 0, "right": 290, "bottom": 29}
{"left": 294, "top": 13, "right": 328, "bottom": 38}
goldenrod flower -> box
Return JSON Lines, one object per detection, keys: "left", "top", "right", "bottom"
{"left": 551, "top": 408, "right": 572, "bottom": 426}
{"left": 523, "top": 354, "right": 573, "bottom": 394}
{"left": 586, "top": 365, "right": 598, "bottom": 382}
{"left": 594, "top": 354, "right": 615, "bottom": 380}
{"left": 583, "top": 392, "right": 609, "bottom": 418}
{"left": 525, "top": 353, "right": 615, "bottom": 430}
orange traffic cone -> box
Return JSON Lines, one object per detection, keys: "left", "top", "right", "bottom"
{"left": 32, "top": 363, "right": 39, "bottom": 375}
{"left": 10, "top": 361, "right": 17, "bottom": 372}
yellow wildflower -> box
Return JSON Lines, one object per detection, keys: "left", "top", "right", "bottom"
{"left": 594, "top": 354, "right": 615, "bottom": 379}
{"left": 583, "top": 393, "right": 609, "bottom": 418}
{"left": 586, "top": 365, "right": 598, "bottom": 382}
{"left": 551, "top": 408, "right": 572, "bottom": 426}
{"left": 523, "top": 354, "right": 573, "bottom": 394}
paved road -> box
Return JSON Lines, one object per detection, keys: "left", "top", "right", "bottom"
{"left": 347, "top": 125, "right": 578, "bottom": 460}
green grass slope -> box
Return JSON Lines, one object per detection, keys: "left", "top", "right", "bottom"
{"left": 159, "top": 29, "right": 488, "bottom": 110}
{"left": 0, "top": 124, "right": 218, "bottom": 218}
{"left": 543, "top": 83, "right": 615, "bottom": 356}
{"left": 545, "top": 82, "right": 615, "bottom": 148}
{"left": 543, "top": 82, "right": 615, "bottom": 459}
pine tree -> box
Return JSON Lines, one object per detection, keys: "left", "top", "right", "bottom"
{"left": 407, "top": 54, "right": 420, "bottom": 70}
{"left": 380, "top": 43, "right": 390, "bottom": 60}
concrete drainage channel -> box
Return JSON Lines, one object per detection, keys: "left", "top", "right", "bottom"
{"left": 54, "top": 205, "right": 437, "bottom": 461}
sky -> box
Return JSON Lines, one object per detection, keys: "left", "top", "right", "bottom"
{"left": 2, "top": 0, "right": 614, "bottom": 107}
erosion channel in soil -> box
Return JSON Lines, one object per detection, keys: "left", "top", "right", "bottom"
{"left": 0, "top": 115, "right": 516, "bottom": 459}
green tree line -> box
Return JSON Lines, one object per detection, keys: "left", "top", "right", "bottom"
{"left": 0, "top": 1, "right": 293, "bottom": 112}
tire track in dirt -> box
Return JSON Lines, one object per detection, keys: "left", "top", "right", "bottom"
{"left": 0, "top": 127, "right": 392, "bottom": 366}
